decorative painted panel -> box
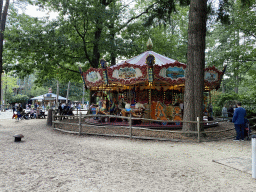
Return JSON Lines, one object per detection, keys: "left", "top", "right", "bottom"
{"left": 86, "top": 71, "right": 101, "bottom": 83}
{"left": 159, "top": 66, "right": 185, "bottom": 79}
{"left": 204, "top": 66, "right": 223, "bottom": 88}
{"left": 115, "top": 67, "right": 138, "bottom": 79}
{"left": 83, "top": 68, "right": 104, "bottom": 87}
{"left": 154, "top": 62, "right": 186, "bottom": 85}
{"left": 204, "top": 71, "right": 218, "bottom": 82}
{"left": 108, "top": 62, "right": 147, "bottom": 85}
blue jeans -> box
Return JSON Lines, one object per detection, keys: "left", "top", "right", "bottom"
{"left": 235, "top": 124, "right": 245, "bottom": 140}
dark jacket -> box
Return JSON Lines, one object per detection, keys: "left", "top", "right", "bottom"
{"left": 232, "top": 107, "right": 246, "bottom": 124}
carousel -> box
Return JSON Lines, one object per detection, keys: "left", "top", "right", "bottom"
{"left": 81, "top": 39, "right": 225, "bottom": 128}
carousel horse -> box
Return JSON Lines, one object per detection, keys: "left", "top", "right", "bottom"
{"left": 109, "top": 99, "right": 121, "bottom": 115}
{"left": 133, "top": 102, "right": 145, "bottom": 118}
{"left": 121, "top": 103, "right": 145, "bottom": 118}
{"left": 121, "top": 103, "right": 131, "bottom": 117}
{"left": 96, "top": 100, "right": 109, "bottom": 115}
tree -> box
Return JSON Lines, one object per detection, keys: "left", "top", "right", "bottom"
{"left": 183, "top": 0, "right": 207, "bottom": 132}
{"left": 183, "top": 0, "right": 255, "bottom": 133}
{"left": 2, "top": 73, "right": 18, "bottom": 104}
{"left": 4, "top": 0, "right": 191, "bottom": 82}
{"left": 206, "top": 0, "right": 256, "bottom": 94}
{"left": 120, "top": 4, "right": 189, "bottom": 63}
{"left": 0, "top": 0, "right": 10, "bottom": 106}
{"left": 8, "top": 94, "right": 29, "bottom": 105}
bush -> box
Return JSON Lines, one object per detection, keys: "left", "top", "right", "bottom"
{"left": 212, "top": 92, "right": 256, "bottom": 118}
{"left": 212, "top": 93, "right": 239, "bottom": 116}
{"left": 8, "top": 94, "right": 29, "bottom": 105}
{"left": 213, "top": 106, "right": 222, "bottom": 116}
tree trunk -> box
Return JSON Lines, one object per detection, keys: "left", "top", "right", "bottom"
{"left": 66, "top": 81, "right": 70, "bottom": 104}
{"left": 92, "top": 22, "right": 102, "bottom": 68}
{"left": 234, "top": 30, "right": 240, "bottom": 94}
{"left": 183, "top": 0, "right": 207, "bottom": 133}
{"left": 110, "top": 29, "right": 116, "bottom": 66}
{"left": 222, "top": 79, "right": 225, "bottom": 93}
{"left": 56, "top": 80, "right": 59, "bottom": 106}
{"left": 0, "top": 0, "right": 10, "bottom": 108}
{"left": 82, "top": 85, "right": 85, "bottom": 105}
{"left": 234, "top": 74, "right": 239, "bottom": 94}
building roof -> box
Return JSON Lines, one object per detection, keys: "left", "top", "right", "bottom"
{"left": 30, "top": 93, "right": 68, "bottom": 101}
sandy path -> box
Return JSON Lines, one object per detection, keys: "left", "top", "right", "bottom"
{"left": 0, "top": 119, "right": 255, "bottom": 192}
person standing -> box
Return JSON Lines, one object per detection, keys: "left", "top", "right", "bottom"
{"left": 222, "top": 106, "right": 228, "bottom": 120}
{"left": 17, "top": 105, "right": 23, "bottom": 120}
{"left": 228, "top": 105, "right": 234, "bottom": 117}
{"left": 12, "top": 106, "right": 16, "bottom": 114}
{"left": 232, "top": 102, "right": 246, "bottom": 141}
{"left": 58, "top": 103, "right": 63, "bottom": 115}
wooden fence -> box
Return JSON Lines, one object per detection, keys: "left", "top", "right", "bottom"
{"left": 50, "top": 110, "right": 255, "bottom": 142}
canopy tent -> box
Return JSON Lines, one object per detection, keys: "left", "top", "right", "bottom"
{"left": 30, "top": 93, "right": 68, "bottom": 101}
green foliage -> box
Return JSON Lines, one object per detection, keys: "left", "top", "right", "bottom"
{"left": 214, "top": 93, "right": 238, "bottom": 108}
{"left": 206, "top": 0, "right": 256, "bottom": 95}
{"left": 142, "top": 0, "right": 190, "bottom": 27}
{"left": 3, "top": 0, "right": 191, "bottom": 84}
{"left": 8, "top": 94, "right": 29, "bottom": 105}
{"left": 212, "top": 91, "right": 256, "bottom": 117}
{"left": 2, "top": 74, "right": 18, "bottom": 104}
{"left": 211, "top": 91, "right": 239, "bottom": 116}
{"left": 120, "top": 5, "right": 189, "bottom": 63}
{"left": 29, "top": 86, "right": 48, "bottom": 97}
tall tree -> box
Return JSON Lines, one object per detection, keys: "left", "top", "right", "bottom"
{"left": 4, "top": 0, "right": 190, "bottom": 81}
{"left": 183, "top": 0, "right": 255, "bottom": 132}
{"left": 0, "top": 0, "right": 10, "bottom": 106}
{"left": 183, "top": 0, "right": 207, "bottom": 132}
{"left": 206, "top": 0, "right": 256, "bottom": 94}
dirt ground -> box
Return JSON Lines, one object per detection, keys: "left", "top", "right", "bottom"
{"left": 0, "top": 118, "right": 255, "bottom": 192}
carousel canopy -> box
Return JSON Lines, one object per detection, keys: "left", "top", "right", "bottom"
{"left": 30, "top": 93, "right": 68, "bottom": 101}
{"left": 82, "top": 39, "right": 225, "bottom": 90}
{"left": 115, "top": 50, "right": 179, "bottom": 66}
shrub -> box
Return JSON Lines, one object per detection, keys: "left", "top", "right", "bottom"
{"left": 8, "top": 94, "right": 29, "bottom": 105}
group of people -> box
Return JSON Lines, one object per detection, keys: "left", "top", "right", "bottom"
{"left": 12, "top": 105, "right": 24, "bottom": 120}
{"left": 58, "top": 103, "right": 74, "bottom": 116}
{"left": 90, "top": 97, "right": 146, "bottom": 120}
{"left": 222, "top": 105, "right": 236, "bottom": 120}
{"left": 12, "top": 104, "right": 42, "bottom": 120}
{"left": 70, "top": 103, "right": 82, "bottom": 110}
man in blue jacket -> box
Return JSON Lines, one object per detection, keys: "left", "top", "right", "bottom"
{"left": 232, "top": 102, "right": 246, "bottom": 141}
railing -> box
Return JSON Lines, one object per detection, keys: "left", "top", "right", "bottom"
{"left": 51, "top": 109, "right": 256, "bottom": 142}
{"left": 51, "top": 110, "right": 239, "bottom": 142}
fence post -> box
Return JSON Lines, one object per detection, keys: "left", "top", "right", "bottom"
{"left": 129, "top": 113, "right": 132, "bottom": 139}
{"left": 252, "top": 135, "right": 256, "bottom": 179}
{"left": 79, "top": 112, "right": 82, "bottom": 135}
{"left": 47, "top": 109, "right": 53, "bottom": 126}
{"left": 197, "top": 117, "right": 200, "bottom": 143}
{"left": 52, "top": 113, "right": 55, "bottom": 128}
